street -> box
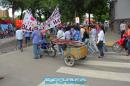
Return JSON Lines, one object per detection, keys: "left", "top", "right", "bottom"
{"left": 0, "top": 0, "right": 130, "bottom": 86}
{"left": 0, "top": 45, "right": 130, "bottom": 86}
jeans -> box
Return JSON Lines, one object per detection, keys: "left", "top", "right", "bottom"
{"left": 58, "top": 45, "right": 64, "bottom": 55}
{"left": 90, "top": 39, "right": 99, "bottom": 52}
{"left": 17, "top": 40, "right": 23, "bottom": 49}
{"left": 97, "top": 41, "right": 104, "bottom": 56}
{"left": 25, "top": 37, "right": 30, "bottom": 46}
{"left": 33, "top": 44, "right": 41, "bottom": 59}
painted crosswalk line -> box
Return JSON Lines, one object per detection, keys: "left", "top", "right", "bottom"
{"left": 104, "top": 55, "right": 130, "bottom": 60}
{"left": 56, "top": 67, "right": 130, "bottom": 82}
{"left": 82, "top": 60, "right": 130, "bottom": 68}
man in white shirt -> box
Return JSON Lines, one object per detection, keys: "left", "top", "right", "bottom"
{"left": 16, "top": 28, "right": 24, "bottom": 52}
{"left": 57, "top": 28, "right": 65, "bottom": 39}
{"left": 120, "top": 21, "right": 127, "bottom": 38}
{"left": 57, "top": 28, "right": 65, "bottom": 54}
{"left": 65, "top": 27, "right": 71, "bottom": 40}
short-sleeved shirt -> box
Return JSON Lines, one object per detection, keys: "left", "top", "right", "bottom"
{"left": 65, "top": 31, "right": 71, "bottom": 40}
{"left": 16, "top": 29, "right": 23, "bottom": 40}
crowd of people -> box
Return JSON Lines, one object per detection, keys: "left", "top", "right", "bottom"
{"left": 0, "top": 24, "right": 15, "bottom": 39}
{"left": 15, "top": 23, "right": 107, "bottom": 59}
{"left": 14, "top": 21, "right": 130, "bottom": 60}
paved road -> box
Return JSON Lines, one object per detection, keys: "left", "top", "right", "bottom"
{"left": 0, "top": 46, "right": 130, "bottom": 86}
{"left": 1, "top": 31, "right": 130, "bottom": 86}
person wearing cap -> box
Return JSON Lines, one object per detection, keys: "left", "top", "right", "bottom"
{"left": 32, "top": 27, "right": 42, "bottom": 59}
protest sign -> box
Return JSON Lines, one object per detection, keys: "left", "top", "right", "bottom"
{"left": 23, "top": 11, "right": 37, "bottom": 31}
{"left": 44, "top": 6, "right": 61, "bottom": 30}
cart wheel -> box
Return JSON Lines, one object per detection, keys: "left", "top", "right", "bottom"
{"left": 64, "top": 55, "right": 75, "bottom": 66}
{"left": 48, "top": 47, "right": 56, "bottom": 57}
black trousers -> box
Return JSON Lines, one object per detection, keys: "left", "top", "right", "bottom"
{"left": 97, "top": 41, "right": 104, "bottom": 56}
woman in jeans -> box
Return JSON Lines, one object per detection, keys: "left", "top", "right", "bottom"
{"left": 97, "top": 25, "right": 105, "bottom": 58}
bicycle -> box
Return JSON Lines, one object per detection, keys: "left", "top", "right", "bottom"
{"left": 41, "top": 40, "right": 57, "bottom": 57}
{"left": 112, "top": 34, "right": 127, "bottom": 52}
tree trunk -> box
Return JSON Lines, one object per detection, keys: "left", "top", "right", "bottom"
{"left": 12, "top": 2, "right": 15, "bottom": 25}
{"left": 20, "top": 8, "right": 24, "bottom": 19}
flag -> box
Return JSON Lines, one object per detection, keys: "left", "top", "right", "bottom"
{"left": 44, "top": 6, "right": 61, "bottom": 30}
{"left": 23, "top": 11, "right": 37, "bottom": 31}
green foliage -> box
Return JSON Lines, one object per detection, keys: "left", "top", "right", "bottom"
{"left": 0, "top": 0, "right": 109, "bottom": 22}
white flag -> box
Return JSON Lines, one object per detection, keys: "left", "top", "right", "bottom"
{"left": 23, "top": 11, "right": 37, "bottom": 31}
{"left": 44, "top": 6, "right": 61, "bottom": 30}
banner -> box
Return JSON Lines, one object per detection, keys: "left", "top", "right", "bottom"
{"left": 44, "top": 6, "right": 61, "bottom": 30}
{"left": 23, "top": 11, "right": 37, "bottom": 31}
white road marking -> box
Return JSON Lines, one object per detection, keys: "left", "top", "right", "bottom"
{"left": 56, "top": 67, "right": 130, "bottom": 82}
{"left": 104, "top": 55, "right": 130, "bottom": 60}
{"left": 83, "top": 60, "right": 130, "bottom": 68}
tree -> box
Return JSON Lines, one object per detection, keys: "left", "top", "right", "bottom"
{"left": 58, "top": 0, "right": 85, "bottom": 23}
{"left": 0, "top": 0, "right": 109, "bottom": 23}
{"left": 83, "top": 0, "right": 109, "bottom": 25}
{"left": 0, "top": 0, "right": 31, "bottom": 20}
{"left": 28, "top": 0, "right": 58, "bottom": 21}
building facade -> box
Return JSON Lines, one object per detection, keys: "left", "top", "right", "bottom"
{"left": 110, "top": 0, "right": 130, "bottom": 32}
{"left": 0, "top": 10, "right": 9, "bottom": 17}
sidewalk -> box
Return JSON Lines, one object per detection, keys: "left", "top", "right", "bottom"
{"left": 0, "top": 37, "right": 15, "bottom": 46}
{"left": 0, "top": 31, "right": 119, "bottom": 48}
{"left": 105, "top": 30, "right": 120, "bottom": 47}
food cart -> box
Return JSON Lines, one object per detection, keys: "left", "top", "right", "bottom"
{"left": 52, "top": 39, "right": 88, "bottom": 66}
